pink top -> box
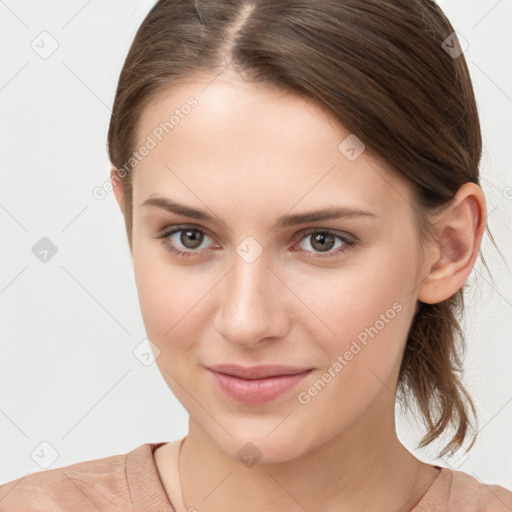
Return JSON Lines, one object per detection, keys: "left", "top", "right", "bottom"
{"left": 1, "top": 442, "right": 511, "bottom": 511}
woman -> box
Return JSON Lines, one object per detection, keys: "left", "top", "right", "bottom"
{"left": 1, "top": 0, "right": 511, "bottom": 510}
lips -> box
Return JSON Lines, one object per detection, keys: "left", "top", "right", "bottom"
{"left": 206, "top": 364, "right": 313, "bottom": 380}
{"left": 205, "top": 364, "right": 313, "bottom": 404}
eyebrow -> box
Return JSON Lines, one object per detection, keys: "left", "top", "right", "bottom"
{"left": 141, "top": 196, "right": 379, "bottom": 228}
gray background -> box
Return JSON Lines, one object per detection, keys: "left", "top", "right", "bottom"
{"left": 1, "top": 0, "right": 511, "bottom": 487}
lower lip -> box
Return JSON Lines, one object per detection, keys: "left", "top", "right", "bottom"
{"left": 207, "top": 369, "right": 312, "bottom": 405}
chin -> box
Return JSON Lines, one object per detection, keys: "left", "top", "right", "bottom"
{"left": 203, "top": 420, "right": 318, "bottom": 467}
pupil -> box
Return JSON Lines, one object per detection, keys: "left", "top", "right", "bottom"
{"left": 181, "top": 229, "right": 203, "bottom": 249}
{"left": 312, "top": 232, "right": 334, "bottom": 252}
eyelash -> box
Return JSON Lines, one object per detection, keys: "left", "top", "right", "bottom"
{"left": 155, "top": 225, "right": 357, "bottom": 259}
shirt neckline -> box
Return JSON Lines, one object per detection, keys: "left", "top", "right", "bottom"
{"left": 129, "top": 442, "right": 448, "bottom": 512}
{"left": 408, "top": 465, "right": 446, "bottom": 511}
{"left": 127, "top": 442, "right": 177, "bottom": 512}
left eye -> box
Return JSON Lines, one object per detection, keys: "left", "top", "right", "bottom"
{"left": 293, "top": 229, "right": 356, "bottom": 257}
{"left": 155, "top": 226, "right": 356, "bottom": 258}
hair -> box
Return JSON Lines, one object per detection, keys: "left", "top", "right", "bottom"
{"left": 107, "top": 0, "right": 501, "bottom": 459}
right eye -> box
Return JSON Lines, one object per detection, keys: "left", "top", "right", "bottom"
{"left": 155, "top": 225, "right": 217, "bottom": 257}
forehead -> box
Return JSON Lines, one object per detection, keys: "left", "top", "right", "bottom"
{"left": 133, "top": 74, "right": 414, "bottom": 219}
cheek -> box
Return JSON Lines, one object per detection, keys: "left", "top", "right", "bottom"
{"left": 296, "top": 243, "right": 417, "bottom": 376}
{"left": 294, "top": 274, "right": 412, "bottom": 429}
{"left": 299, "top": 260, "right": 412, "bottom": 339}
{"left": 132, "top": 238, "right": 220, "bottom": 353}
{"left": 132, "top": 248, "right": 208, "bottom": 397}
{"left": 133, "top": 239, "right": 184, "bottom": 338}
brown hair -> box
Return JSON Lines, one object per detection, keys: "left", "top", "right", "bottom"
{"left": 107, "top": 0, "right": 500, "bottom": 459}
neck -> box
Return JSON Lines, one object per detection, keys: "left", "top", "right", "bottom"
{"left": 178, "top": 391, "right": 438, "bottom": 512}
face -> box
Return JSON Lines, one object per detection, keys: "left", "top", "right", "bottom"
{"left": 125, "top": 72, "right": 428, "bottom": 464}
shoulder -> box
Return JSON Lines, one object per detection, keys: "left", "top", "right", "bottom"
{"left": 0, "top": 444, "right": 148, "bottom": 512}
{"left": 437, "top": 466, "right": 512, "bottom": 512}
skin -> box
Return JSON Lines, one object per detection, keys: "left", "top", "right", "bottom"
{"left": 111, "top": 70, "right": 486, "bottom": 512}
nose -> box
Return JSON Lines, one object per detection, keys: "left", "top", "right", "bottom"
{"left": 213, "top": 249, "right": 290, "bottom": 347}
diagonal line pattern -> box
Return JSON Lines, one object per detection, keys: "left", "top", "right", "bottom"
{"left": 264, "top": 471, "right": 310, "bottom": 511}
{"left": 469, "top": 469, "right": 512, "bottom": 508}
{"left": 61, "top": 472, "right": 105, "bottom": 511}
{"left": 0, "top": 62, "right": 29, "bottom": 92}
{"left": 0, "top": 203, "right": 29, "bottom": 233}
{"left": 265, "top": 409, "right": 295, "bottom": 438}
{"left": 266, "top": 164, "right": 337, "bottom": 234}
{"left": 164, "top": 266, "right": 234, "bottom": 337}
{"left": 60, "top": 205, "right": 89, "bottom": 233}
{"left": 199, "top": 471, "right": 234, "bottom": 503}
{"left": 163, "top": 163, "right": 233, "bottom": 233}
{"left": 471, "top": 0, "right": 504, "bottom": 30}
{"left": 365, "top": 157, "right": 427, "bottom": 225}
{"left": 0, "top": 408, "right": 29, "bottom": 438}
{"left": 0, "top": 472, "right": 31, "bottom": 503}
{"left": 61, "top": 265, "right": 132, "bottom": 335}
{"left": 201, "top": 58, "right": 234, "bottom": 93}
{"left": 61, "top": 0, "right": 94, "bottom": 30}
{"left": 472, "top": 395, "right": 512, "bottom": 437}
{"left": 474, "top": 267, "right": 512, "bottom": 309}
{"left": 163, "top": 367, "right": 233, "bottom": 438}
{"left": 61, "top": 61, "right": 112, "bottom": 111}
{"left": 0, "top": 1, "right": 29, "bottom": 28}
{"left": 476, "top": 203, "right": 498, "bottom": 235}
{"left": 368, "top": 366, "right": 396, "bottom": 397}
{"left": 394, "top": 470, "right": 442, "bottom": 512}
{"left": 0, "top": 265, "right": 28, "bottom": 295}
{"left": 471, "top": 61, "right": 512, "bottom": 105}
{"left": 265, "top": 265, "right": 336, "bottom": 335}
{"left": 61, "top": 369, "right": 132, "bottom": 439}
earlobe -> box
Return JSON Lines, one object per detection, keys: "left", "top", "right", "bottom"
{"left": 417, "top": 183, "right": 486, "bottom": 305}
{"left": 110, "top": 167, "right": 125, "bottom": 213}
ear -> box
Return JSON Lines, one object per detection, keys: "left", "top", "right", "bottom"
{"left": 110, "top": 167, "right": 125, "bottom": 213}
{"left": 417, "top": 182, "right": 487, "bottom": 305}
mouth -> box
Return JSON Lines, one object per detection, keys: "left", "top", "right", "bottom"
{"left": 205, "top": 364, "right": 313, "bottom": 405}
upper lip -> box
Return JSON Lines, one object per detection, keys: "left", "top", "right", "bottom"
{"left": 206, "top": 364, "right": 313, "bottom": 380}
